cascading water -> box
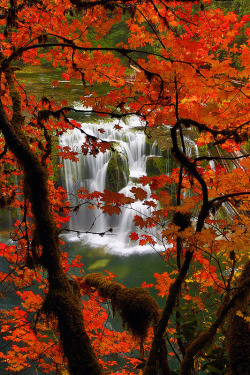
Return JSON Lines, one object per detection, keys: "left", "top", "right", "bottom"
{"left": 60, "top": 113, "right": 163, "bottom": 254}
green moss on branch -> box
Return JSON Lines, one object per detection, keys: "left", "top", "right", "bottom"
{"left": 84, "top": 273, "right": 159, "bottom": 342}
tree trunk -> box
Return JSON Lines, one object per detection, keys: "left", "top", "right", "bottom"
{"left": 0, "top": 67, "right": 103, "bottom": 375}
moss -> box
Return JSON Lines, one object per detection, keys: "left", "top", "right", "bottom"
{"left": 180, "top": 328, "right": 218, "bottom": 375}
{"left": 146, "top": 156, "right": 167, "bottom": 177}
{"left": 84, "top": 273, "right": 159, "bottom": 343}
{"left": 105, "top": 151, "right": 129, "bottom": 192}
{"left": 145, "top": 126, "right": 172, "bottom": 149}
{"left": 243, "top": 139, "right": 250, "bottom": 153}
{"left": 43, "top": 287, "right": 104, "bottom": 375}
{"left": 197, "top": 144, "right": 210, "bottom": 168}
{"left": 199, "top": 144, "right": 237, "bottom": 171}
{"left": 145, "top": 136, "right": 160, "bottom": 156}
{"left": 145, "top": 126, "right": 177, "bottom": 178}
{"left": 145, "top": 136, "right": 152, "bottom": 156}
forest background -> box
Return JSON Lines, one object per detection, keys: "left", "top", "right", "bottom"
{"left": 0, "top": 0, "right": 250, "bottom": 375}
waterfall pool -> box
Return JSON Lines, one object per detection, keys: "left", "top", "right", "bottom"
{"left": 61, "top": 234, "right": 167, "bottom": 300}
{"left": 60, "top": 111, "right": 164, "bottom": 249}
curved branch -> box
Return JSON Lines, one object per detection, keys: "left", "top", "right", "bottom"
{"left": 194, "top": 153, "right": 250, "bottom": 164}
{"left": 171, "top": 120, "right": 209, "bottom": 232}
{"left": 37, "top": 107, "right": 117, "bottom": 154}
{"left": 177, "top": 118, "right": 250, "bottom": 145}
{"left": 2, "top": 41, "right": 203, "bottom": 69}
{"left": 209, "top": 191, "right": 250, "bottom": 208}
{"left": 143, "top": 249, "right": 194, "bottom": 375}
{"left": 143, "top": 116, "right": 212, "bottom": 374}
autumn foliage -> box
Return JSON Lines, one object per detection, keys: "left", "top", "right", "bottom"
{"left": 0, "top": 0, "right": 250, "bottom": 374}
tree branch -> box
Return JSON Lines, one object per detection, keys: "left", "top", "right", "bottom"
{"left": 180, "top": 259, "right": 250, "bottom": 375}
{"left": 0, "top": 66, "right": 103, "bottom": 375}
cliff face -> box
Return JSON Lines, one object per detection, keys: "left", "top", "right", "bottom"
{"left": 145, "top": 126, "right": 198, "bottom": 178}
{"left": 105, "top": 151, "right": 129, "bottom": 192}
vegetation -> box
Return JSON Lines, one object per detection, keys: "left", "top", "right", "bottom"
{"left": 146, "top": 156, "right": 167, "bottom": 177}
{"left": 106, "top": 150, "right": 129, "bottom": 192}
{"left": 0, "top": 1, "right": 250, "bottom": 375}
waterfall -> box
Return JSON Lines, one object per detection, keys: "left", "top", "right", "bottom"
{"left": 60, "top": 114, "right": 163, "bottom": 254}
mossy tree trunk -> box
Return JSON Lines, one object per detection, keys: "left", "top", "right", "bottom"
{"left": 0, "top": 66, "right": 103, "bottom": 375}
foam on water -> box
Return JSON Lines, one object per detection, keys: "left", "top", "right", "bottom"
{"left": 60, "top": 112, "right": 163, "bottom": 253}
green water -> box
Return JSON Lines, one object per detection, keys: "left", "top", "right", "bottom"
{"left": 0, "top": 66, "right": 172, "bottom": 373}
{"left": 62, "top": 235, "right": 167, "bottom": 305}
{"left": 3, "top": 66, "right": 168, "bottom": 300}
{"left": 16, "top": 66, "right": 112, "bottom": 104}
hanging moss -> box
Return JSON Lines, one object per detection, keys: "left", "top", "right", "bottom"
{"left": 84, "top": 273, "right": 159, "bottom": 342}
{"left": 105, "top": 151, "right": 129, "bottom": 192}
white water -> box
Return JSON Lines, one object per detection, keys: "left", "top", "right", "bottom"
{"left": 60, "top": 113, "right": 164, "bottom": 254}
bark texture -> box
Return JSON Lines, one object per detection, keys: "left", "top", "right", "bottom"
{"left": 0, "top": 66, "right": 103, "bottom": 375}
